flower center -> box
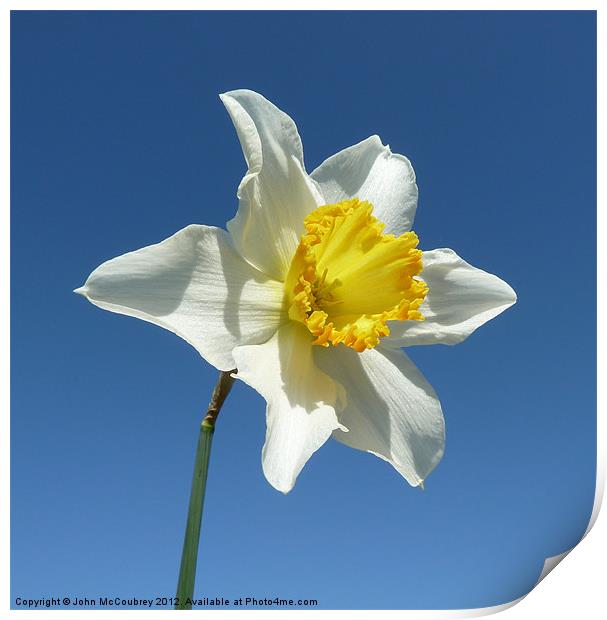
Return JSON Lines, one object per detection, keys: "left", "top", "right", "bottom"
{"left": 284, "top": 198, "right": 428, "bottom": 352}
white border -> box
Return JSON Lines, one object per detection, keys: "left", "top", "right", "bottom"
{"left": 3, "top": 2, "right": 602, "bottom": 618}
{"left": 0, "top": 1, "right": 602, "bottom": 9}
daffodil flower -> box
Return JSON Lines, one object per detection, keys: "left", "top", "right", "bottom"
{"left": 76, "top": 89, "right": 516, "bottom": 493}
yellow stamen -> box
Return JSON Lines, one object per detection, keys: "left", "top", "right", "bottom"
{"left": 284, "top": 198, "right": 428, "bottom": 352}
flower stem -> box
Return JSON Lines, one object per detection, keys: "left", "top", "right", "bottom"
{"left": 175, "top": 369, "right": 236, "bottom": 610}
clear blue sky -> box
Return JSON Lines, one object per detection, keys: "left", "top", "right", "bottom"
{"left": 11, "top": 11, "right": 596, "bottom": 610}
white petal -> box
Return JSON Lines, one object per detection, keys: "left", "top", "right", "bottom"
{"left": 76, "top": 225, "right": 285, "bottom": 371}
{"left": 221, "top": 90, "right": 323, "bottom": 280}
{"left": 386, "top": 248, "right": 517, "bottom": 347}
{"left": 310, "top": 135, "right": 418, "bottom": 235}
{"left": 314, "top": 344, "right": 445, "bottom": 486}
{"left": 232, "top": 322, "right": 346, "bottom": 493}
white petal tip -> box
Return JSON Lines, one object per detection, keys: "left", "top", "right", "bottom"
{"left": 219, "top": 89, "right": 251, "bottom": 102}
{"left": 265, "top": 471, "right": 296, "bottom": 495}
{"left": 73, "top": 286, "right": 87, "bottom": 297}
{"left": 270, "top": 481, "right": 294, "bottom": 495}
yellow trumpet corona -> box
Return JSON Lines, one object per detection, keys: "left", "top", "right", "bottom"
{"left": 285, "top": 198, "right": 428, "bottom": 352}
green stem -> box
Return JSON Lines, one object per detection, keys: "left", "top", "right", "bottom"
{"left": 175, "top": 370, "right": 236, "bottom": 610}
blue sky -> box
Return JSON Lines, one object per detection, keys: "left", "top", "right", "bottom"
{"left": 11, "top": 11, "right": 596, "bottom": 610}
